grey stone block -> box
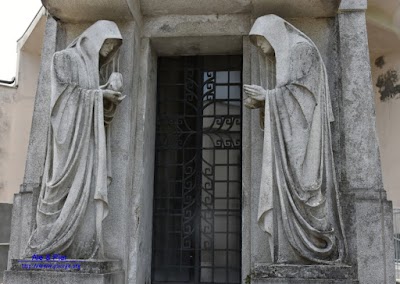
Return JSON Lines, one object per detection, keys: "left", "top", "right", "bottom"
{"left": 253, "top": 264, "right": 355, "bottom": 279}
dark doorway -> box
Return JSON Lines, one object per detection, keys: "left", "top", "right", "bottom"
{"left": 152, "top": 56, "right": 242, "bottom": 284}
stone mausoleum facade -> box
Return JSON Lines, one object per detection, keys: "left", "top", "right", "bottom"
{"left": 2, "top": 0, "right": 396, "bottom": 283}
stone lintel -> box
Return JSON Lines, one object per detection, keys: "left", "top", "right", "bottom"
{"left": 143, "top": 14, "right": 250, "bottom": 38}
{"left": 150, "top": 36, "right": 243, "bottom": 56}
{"left": 141, "top": 0, "right": 340, "bottom": 18}
{"left": 42, "top": 0, "right": 343, "bottom": 24}
{"left": 251, "top": 0, "right": 340, "bottom": 18}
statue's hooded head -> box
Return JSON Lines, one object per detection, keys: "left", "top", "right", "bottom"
{"left": 249, "top": 14, "right": 318, "bottom": 87}
{"left": 68, "top": 20, "right": 123, "bottom": 68}
{"left": 250, "top": 14, "right": 334, "bottom": 121}
{"left": 249, "top": 15, "right": 291, "bottom": 86}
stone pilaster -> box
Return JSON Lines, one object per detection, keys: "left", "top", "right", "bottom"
{"left": 338, "top": 0, "right": 395, "bottom": 283}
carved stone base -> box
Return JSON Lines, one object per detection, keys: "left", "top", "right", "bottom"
{"left": 4, "top": 259, "right": 124, "bottom": 284}
{"left": 251, "top": 264, "right": 358, "bottom": 284}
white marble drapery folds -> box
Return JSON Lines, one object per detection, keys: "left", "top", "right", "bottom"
{"left": 24, "top": 21, "right": 123, "bottom": 259}
{"left": 245, "top": 15, "right": 347, "bottom": 264}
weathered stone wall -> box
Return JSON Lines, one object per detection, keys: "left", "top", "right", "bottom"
{"left": 0, "top": 86, "right": 15, "bottom": 283}
{"left": 0, "top": 86, "right": 16, "bottom": 202}
{"left": 5, "top": 51, "right": 40, "bottom": 203}
{"left": 372, "top": 53, "right": 400, "bottom": 208}
{"left": 0, "top": 20, "right": 44, "bottom": 204}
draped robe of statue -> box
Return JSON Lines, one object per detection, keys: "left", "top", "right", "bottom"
{"left": 24, "top": 20, "right": 122, "bottom": 259}
{"left": 249, "top": 15, "right": 347, "bottom": 264}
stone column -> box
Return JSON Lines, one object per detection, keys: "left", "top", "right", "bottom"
{"left": 338, "top": 0, "right": 395, "bottom": 283}
{"left": 126, "top": 37, "right": 157, "bottom": 284}
{"left": 7, "top": 16, "right": 58, "bottom": 268}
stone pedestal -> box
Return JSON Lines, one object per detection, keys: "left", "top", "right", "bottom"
{"left": 3, "top": 259, "right": 124, "bottom": 284}
{"left": 251, "top": 264, "right": 358, "bottom": 284}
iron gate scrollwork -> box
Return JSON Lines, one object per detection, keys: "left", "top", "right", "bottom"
{"left": 152, "top": 56, "right": 242, "bottom": 284}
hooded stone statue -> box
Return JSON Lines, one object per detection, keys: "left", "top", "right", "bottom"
{"left": 24, "top": 20, "right": 124, "bottom": 259}
{"left": 244, "top": 15, "right": 347, "bottom": 264}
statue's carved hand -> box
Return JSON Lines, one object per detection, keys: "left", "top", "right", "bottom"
{"left": 102, "top": 89, "right": 125, "bottom": 104}
{"left": 243, "top": 84, "right": 267, "bottom": 101}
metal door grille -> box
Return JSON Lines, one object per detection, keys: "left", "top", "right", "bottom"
{"left": 152, "top": 56, "right": 242, "bottom": 284}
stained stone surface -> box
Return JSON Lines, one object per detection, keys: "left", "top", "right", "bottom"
{"left": 252, "top": 264, "right": 355, "bottom": 279}
{"left": 251, "top": 264, "right": 358, "bottom": 284}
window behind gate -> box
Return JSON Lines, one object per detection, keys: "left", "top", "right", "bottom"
{"left": 152, "top": 56, "right": 242, "bottom": 284}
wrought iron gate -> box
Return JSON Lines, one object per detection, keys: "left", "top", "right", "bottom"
{"left": 152, "top": 56, "right": 242, "bottom": 284}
